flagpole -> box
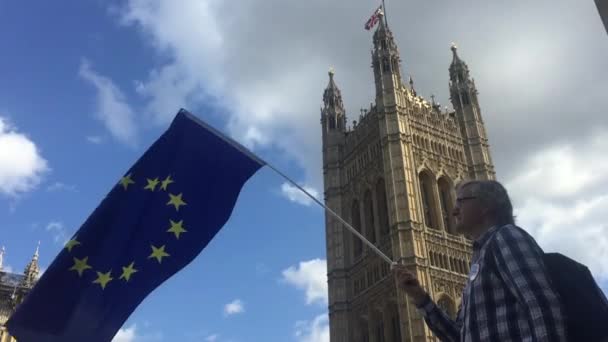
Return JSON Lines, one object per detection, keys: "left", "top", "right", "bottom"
{"left": 264, "top": 163, "right": 394, "bottom": 265}
{"left": 382, "top": 0, "right": 388, "bottom": 26}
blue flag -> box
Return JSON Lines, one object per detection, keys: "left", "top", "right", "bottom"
{"left": 7, "top": 109, "right": 264, "bottom": 341}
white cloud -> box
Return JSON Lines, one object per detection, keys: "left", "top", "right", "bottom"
{"left": 0, "top": 116, "right": 49, "bottom": 197}
{"left": 205, "top": 334, "right": 219, "bottom": 342}
{"left": 2, "top": 265, "right": 13, "bottom": 273}
{"left": 282, "top": 259, "right": 327, "bottom": 305}
{"left": 46, "top": 221, "right": 68, "bottom": 244}
{"left": 507, "top": 130, "right": 608, "bottom": 281}
{"left": 78, "top": 60, "right": 138, "bottom": 147}
{"left": 115, "top": 1, "right": 608, "bottom": 194}
{"left": 280, "top": 182, "right": 320, "bottom": 207}
{"left": 294, "top": 314, "right": 330, "bottom": 342}
{"left": 113, "top": 324, "right": 137, "bottom": 342}
{"left": 223, "top": 299, "right": 244, "bottom": 316}
{"left": 46, "top": 182, "right": 77, "bottom": 192}
{"left": 86, "top": 135, "right": 103, "bottom": 144}
{"left": 118, "top": 0, "right": 330, "bottom": 187}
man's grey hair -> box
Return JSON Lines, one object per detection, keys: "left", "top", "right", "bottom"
{"left": 457, "top": 180, "right": 515, "bottom": 226}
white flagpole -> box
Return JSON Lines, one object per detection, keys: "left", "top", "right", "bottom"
{"left": 382, "top": 0, "right": 388, "bottom": 26}
{"left": 264, "top": 163, "right": 394, "bottom": 265}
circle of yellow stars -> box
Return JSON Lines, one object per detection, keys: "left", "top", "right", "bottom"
{"left": 65, "top": 173, "right": 189, "bottom": 290}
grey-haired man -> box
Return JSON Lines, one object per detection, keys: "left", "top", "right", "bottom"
{"left": 393, "top": 180, "right": 566, "bottom": 341}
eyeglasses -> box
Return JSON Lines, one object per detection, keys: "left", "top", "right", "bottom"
{"left": 456, "top": 196, "right": 477, "bottom": 203}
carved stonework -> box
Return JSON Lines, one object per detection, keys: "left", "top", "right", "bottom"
{"left": 322, "top": 18, "right": 494, "bottom": 342}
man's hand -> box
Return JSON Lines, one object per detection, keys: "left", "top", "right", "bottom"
{"left": 392, "top": 263, "right": 429, "bottom": 306}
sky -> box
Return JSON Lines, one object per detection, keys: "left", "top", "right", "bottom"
{"left": 0, "top": 1, "right": 607, "bottom": 341}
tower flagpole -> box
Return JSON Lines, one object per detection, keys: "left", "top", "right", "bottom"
{"left": 382, "top": 0, "right": 388, "bottom": 26}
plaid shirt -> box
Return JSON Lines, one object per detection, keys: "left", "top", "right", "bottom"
{"left": 418, "top": 224, "right": 567, "bottom": 341}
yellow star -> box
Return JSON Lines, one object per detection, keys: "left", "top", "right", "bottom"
{"left": 160, "top": 175, "right": 174, "bottom": 191}
{"left": 64, "top": 238, "right": 81, "bottom": 252}
{"left": 119, "top": 262, "right": 138, "bottom": 282}
{"left": 93, "top": 270, "right": 113, "bottom": 289}
{"left": 69, "top": 256, "right": 92, "bottom": 277}
{"left": 167, "top": 193, "right": 187, "bottom": 211}
{"left": 148, "top": 245, "right": 170, "bottom": 263}
{"left": 119, "top": 174, "right": 135, "bottom": 190}
{"left": 144, "top": 178, "right": 160, "bottom": 191}
{"left": 167, "top": 219, "right": 188, "bottom": 239}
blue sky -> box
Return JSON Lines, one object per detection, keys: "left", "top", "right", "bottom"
{"left": 1, "top": 1, "right": 608, "bottom": 341}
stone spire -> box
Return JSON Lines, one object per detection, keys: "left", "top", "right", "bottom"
{"left": 371, "top": 12, "right": 403, "bottom": 93}
{"left": 409, "top": 75, "right": 417, "bottom": 96}
{"left": 321, "top": 68, "right": 346, "bottom": 132}
{"left": 449, "top": 43, "right": 471, "bottom": 85}
{"left": 21, "top": 242, "right": 40, "bottom": 288}
{"left": 447, "top": 44, "right": 495, "bottom": 180}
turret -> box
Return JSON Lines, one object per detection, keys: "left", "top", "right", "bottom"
{"left": 449, "top": 44, "right": 495, "bottom": 179}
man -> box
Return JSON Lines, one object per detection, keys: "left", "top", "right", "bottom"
{"left": 393, "top": 180, "right": 566, "bottom": 341}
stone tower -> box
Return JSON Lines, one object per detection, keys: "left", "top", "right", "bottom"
{"left": 0, "top": 245, "right": 41, "bottom": 342}
{"left": 321, "top": 14, "right": 495, "bottom": 342}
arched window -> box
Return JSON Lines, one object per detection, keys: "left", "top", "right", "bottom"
{"left": 328, "top": 117, "right": 335, "bottom": 130}
{"left": 364, "top": 190, "right": 376, "bottom": 244}
{"left": 462, "top": 92, "right": 470, "bottom": 105}
{"left": 352, "top": 200, "right": 363, "bottom": 258}
{"left": 382, "top": 58, "right": 390, "bottom": 73}
{"left": 391, "top": 310, "right": 402, "bottom": 341}
{"left": 419, "top": 172, "right": 439, "bottom": 229}
{"left": 438, "top": 176, "right": 455, "bottom": 234}
{"left": 376, "top": 179, "right": 390, "bottom": 236}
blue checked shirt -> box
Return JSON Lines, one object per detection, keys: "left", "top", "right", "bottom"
{"left": 418, "top": 224, "right": 567, "bottom": 341}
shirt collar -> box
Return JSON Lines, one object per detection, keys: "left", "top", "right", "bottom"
{"left": 472, "top": 224, "right": 506, "bottom": 250}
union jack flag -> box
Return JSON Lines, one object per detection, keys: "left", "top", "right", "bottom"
{"left": 364, "top": 5, "right": 383, "bottom": 30}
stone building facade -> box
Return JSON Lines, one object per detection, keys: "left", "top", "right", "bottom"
{"left": 0, "top": 246, "right": 40, "bottom": 342}
{"left": 321, "top": 15, "right": 495, "bottom": 342}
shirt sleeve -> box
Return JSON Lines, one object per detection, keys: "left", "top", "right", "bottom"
{"left": 417, "top": 295, "right": 462, "bottom": 342}
{"left": 491, "top": 225, "right": 567, "bottom": 342}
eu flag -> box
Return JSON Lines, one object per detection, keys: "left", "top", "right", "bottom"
{"left": 7, "top": 109, "right": 264, "bottom": 341}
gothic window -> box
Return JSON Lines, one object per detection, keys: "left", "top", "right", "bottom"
{"left": 328, "top": 117, "right": 335, "bottom": 130}
{"left": 419, "top": 172, "right": 439, "bottom": 229}
{"left": 438, "top": 177, "right": 455, "bottom": 234}
{"left": 376, "top": 179, "right": 390, "bottom": 236}
{"left": 381, "top": 39, "right": 387, "bottom": 50}
{"left": 361, "top": 324, "right": 370, "bottom": 342}
{"left": 437, "top": 295, "right": 456, "bottom": 319}
{"left": 391, "top": 315, "right": 402, "bottom": 341}
{"left": 392, "top": 58, "right": 399, "bottom": 73}
{"left": 375, "top": 321, "right": 385, "bottom": 342}
{"left": 462, "top": 92, "right": 470, "bottom": 105}
{"left": 382, "top": 58, "right": 390, "bottom": 73}
{"left": 352, "top": 200, "right": 363, "bottom": 258}
{"left": 364, "top": 190, "right": 376, "bottom": 244}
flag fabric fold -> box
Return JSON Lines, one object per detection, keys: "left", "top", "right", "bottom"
{"left": 7, "top": 109, "right": 264, "bottom": 342}
{"left": 365, "top": 5, "right": 383, "bottom": 30}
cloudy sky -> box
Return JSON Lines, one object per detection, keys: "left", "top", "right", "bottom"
{"left": 1, "top": 1, "right": 606, "bottom": 341}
